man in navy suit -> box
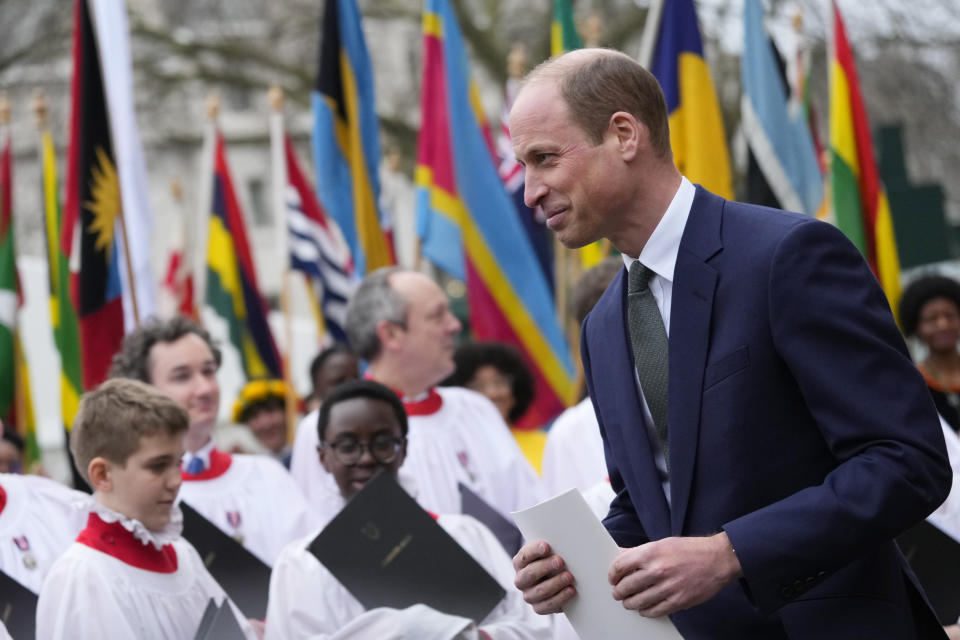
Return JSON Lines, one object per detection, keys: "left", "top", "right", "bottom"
{"left": 510, "top": 48, "right": 952, "bottom": 638}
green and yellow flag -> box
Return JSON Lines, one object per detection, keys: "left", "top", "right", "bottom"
{"left": 41, "top": 130, "right": 84, "bottom": 436}
{"left": 829, "top": 2, "right": 901, "bottom": 314}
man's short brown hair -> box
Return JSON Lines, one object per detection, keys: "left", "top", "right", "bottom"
{"left": 527, "top": 49, "right": 671, "bottom": 157}
{"left": 71, "top": 378, "right": 189, "bottom": 483}
{"left": 109, "top": 315, "right": 221, "bottom": 383}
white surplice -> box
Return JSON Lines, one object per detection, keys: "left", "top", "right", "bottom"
{"left": 177, "top": 449, "right": 320, "bottom": 566}
{"left": 0, "top": 473, "right": 88, "bottom": 593}
{"left": 265, "top": 508, "right": 551, "bottom": 640}
{"left": 290, "top": 386, "right": 544, "bottom": 523}
{"left": 36, "top": 508, "right": 256, "bottom": 640}
{"left": 541, "top": 398, "right": 607, "bottom": 498}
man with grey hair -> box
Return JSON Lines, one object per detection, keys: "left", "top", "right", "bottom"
{"left": 510, "top": 48, "right": 949, "bottom": 638}
{"left": 289, "top": 267, "right": 544, "bottom": 525}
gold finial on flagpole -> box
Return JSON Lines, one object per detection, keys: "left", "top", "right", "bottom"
{"left": 792, "top": 9, "right": 804, "bottom": 34}
{"left": 268, "top": 85, "right": 284, "bottom": 112}
{"left": 206, "top": 91, "right": 220, "bottom": 120}
{"left": 32, "top": 90, "right": 47, "bottom": 128}
{"left": 506, "top": 43, "right": 528, "bottom": 80}
{"left": 170, "top": 178, "right": 183, "bottom": 202}
{"left": 1, "top": 93, "right": 11, "bottom": 126}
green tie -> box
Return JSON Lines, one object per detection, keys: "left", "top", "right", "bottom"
{"left": 627, "top": 261, "right": 669, "bottom": 469}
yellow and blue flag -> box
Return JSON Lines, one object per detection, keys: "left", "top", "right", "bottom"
{"left": 648, "top": 0, "right": 733, "bottom": 198}
{"left": 312, "top": 0, "right": 393, "bottom": 277}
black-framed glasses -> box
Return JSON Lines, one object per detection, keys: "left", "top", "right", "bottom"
{"left": 319, "top": 434, "right": 405, "bottom": 466}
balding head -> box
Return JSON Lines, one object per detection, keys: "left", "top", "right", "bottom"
{"left": 520, "top": 48, "right": 670, "bottom": 158}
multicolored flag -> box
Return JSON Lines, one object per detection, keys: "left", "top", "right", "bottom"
{"left": 551, "top": 0, "right": 583, "bottom": 56}
{"left": 741, "top": 0, "right": 823, "bottom": 215}
{"left": 64, "top": 0, "right": 155, "bottom": 389}
{"left": 205, "top": 132, "right": 282, "bottom": 379}
{"left": 644, "top": 0, "right": 733, "bottom": 199}
{"left": 0, "top": 122, "right": 39, "bottom": 465}
{"left": 416, "top": 0, "right": 577, "bottom": 429}
{"left": 41, "top": 128, "right": 84, "bottom": 442}
{"left": 312, "top": 0, "right": 393, "bottom": 277}
{"left": 829, "top": 1, "right": 901, "bottom": 312}
{"left": 281, "top": 129, "right": 356, "bottom": 344}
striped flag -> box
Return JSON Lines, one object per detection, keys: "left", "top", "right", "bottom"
{"left": 64, "top": 0, "right": 155, "bottom": 389}
{"left": 829, "top": 1, "right": 901, "bottom": 312}
{"left": 416, "top": 0, "right": 577, "bottom": 429}
{"left": 312, "top": 0, "right": 393, "bottom": 277}
{"left": 283, "top": 133, "right": 356, "bottom": 344}
{"left": 644, "top": 0, "right": 733, "bottom": 199}
{"left": 205, "top": 132, "right": 282, "bottom": 379}
{"left": 740, "top": 0, "right": 823, "bottom": 216}
{"left": 0, "top": 125, "right": 39, "bottom": 465}
{"left": 41, "top": 129, "right": 84, "bottom": 441}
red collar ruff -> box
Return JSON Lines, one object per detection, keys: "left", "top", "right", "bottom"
{"left": 181, "top": 448, "right": 233, "bottom": 481}
{"left": 0, "top": 484, "right": 6, "bottom": 517}
{"left": 363, "top": 374, "right": 445, "bottom": 416}
{"left": 403, "top": 389, "right": 443, "bottom": 416}
{"left": 76, "top": 513, "right": 178, "bottom": 573}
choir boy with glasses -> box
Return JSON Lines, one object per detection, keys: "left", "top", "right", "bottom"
{"left": 266, "top": 379, "right": 550, "bottom": 639}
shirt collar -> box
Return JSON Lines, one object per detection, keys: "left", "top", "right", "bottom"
{"left": 181, "top": 438, "right": 215, "bottom": 471}
{"left": 621, "top": 176, "right": 695, "bottom": 283}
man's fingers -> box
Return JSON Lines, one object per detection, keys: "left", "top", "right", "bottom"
{"left": 530, "top": 584, "right": 577, "bottom": 615}
{"left": 514, "top": 553, "right": 566, "bottom": 591}
{"left": 608, "top": 544, "right": 651, "bottom": 584}
{"left": 512, "top": 540, "right": 551, "bottom": 572}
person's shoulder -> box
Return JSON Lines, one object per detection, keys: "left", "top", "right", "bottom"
{"left": 436, "top": 386, "right": 502, "bottom": 417}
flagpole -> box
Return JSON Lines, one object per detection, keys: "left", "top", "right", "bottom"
{"left": 269, "top": 86, "right": 298, "bottom": 446}
{"left": 195, "top": 92, "right": 218, "bottom": 311}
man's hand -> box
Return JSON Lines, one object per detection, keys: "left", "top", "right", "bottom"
{"left": 608, "top": 532, "right": 742, "bottom": 617}
{"left": 512, "top": 540, "right": 577, "bottom": 614}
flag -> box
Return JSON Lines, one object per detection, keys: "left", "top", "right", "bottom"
{"left": 416, "top": 0, "right": 577, "bottom": 428}
{"left": 64, "top": 0, "right": 154, "bottom": 389}
{"left": 0, "top": 126, "right": 39, "bottom": 465}
{"left": 741, "top": 0, "right": 823, "bottom": 215}
{"left": 645, "top": 0, "right": 733, "bottom": 199}
{"left": 205, "top": 132, "right": 282, "bottom": 379}
{"left": 160, "top": 248, "right": 195, "bottom": 318}
{"left": 41, "top": 129, "right": 84, "bottom": 439}
{"left": 497, "top": 77, "right": 553, "bottom": 296}
{"left": 283, "top": 133, "right": 356, "bottom": 344}
{"left": 551, "top": 0, "right": 583, "bottom": 56}
{"left": 312, "top": 0, "right": 393, "bottom": 277}
{"left": 829, "top": 1, "right": 901, "bottom": 312}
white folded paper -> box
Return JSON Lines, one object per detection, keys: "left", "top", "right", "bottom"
{"left": 512, "top": 489, "right": 683, "bottom": 640}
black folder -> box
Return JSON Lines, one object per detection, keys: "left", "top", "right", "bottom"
{"left": 309, "top": 471, "right": 506, "bottom": 623}
{"left": 193, "top": 598, "right": 247, "bottom": 640}
{"left": 897, "top": 519, "right": 960, "bottom": 624}
{"left": 458, "top": 482, "right": 524, "bottom": 556}
{"left": 179, "top": 502, "right": 272, "bottom": 620}
{"left": 0, "top": 568, "right": 37, "bottom": 639}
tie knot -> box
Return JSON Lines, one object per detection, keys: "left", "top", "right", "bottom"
{"left": 629, "top": 261, "right": 654, "bottom": 294}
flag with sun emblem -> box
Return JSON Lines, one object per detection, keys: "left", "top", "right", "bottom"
{"left": 63, "top": 0, "right": 127, "bottom": 389}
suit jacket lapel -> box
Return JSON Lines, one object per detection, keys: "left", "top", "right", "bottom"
{"left": 594, "top": 269, "right": 671, "bottom": 540}
{"left": 669, "top": 186, "right": 723, "bottom": 535}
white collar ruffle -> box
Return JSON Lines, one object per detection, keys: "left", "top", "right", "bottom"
{"left": 79, "top": 497, "right": 184, "bottom": 550}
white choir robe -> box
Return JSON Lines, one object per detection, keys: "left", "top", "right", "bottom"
{"left": 177, "top": 449, "right": 320, "bottom": 566}
{"left": 265, "top": 511, "right": 552, "bottom": 640}
{"left": 36, "top": 537, "right": 256, "bottom": 639}
{"left": 0, "top": 473, "right": 88, "bottom": 593}
{"left": 290, "top": 387, "right": 544, "bottom": 523}
{"left": 541, "top": 398, "right": 607, "bottom": 497}
{"left": 0, "top": 620, "right": 10, "bottom": 640}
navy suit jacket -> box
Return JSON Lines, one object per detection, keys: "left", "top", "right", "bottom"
{"left": 581, "top": 187, "right": 952, "bottom": 639}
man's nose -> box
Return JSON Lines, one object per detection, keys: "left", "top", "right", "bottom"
{"left": 524, "top": 173, "right": 547, "bottom": 209}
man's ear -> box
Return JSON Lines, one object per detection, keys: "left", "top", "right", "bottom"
{"left": 87, "top": 456, "right": 114, "bottom": 493}
{"left": 375, "top": 318, "right": 404, "bottom": 352}
{"left": 608, "top": 111, "right": 641, "bottom": 161}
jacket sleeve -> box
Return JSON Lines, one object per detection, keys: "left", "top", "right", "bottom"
{"left": 721, "top": 219, "right": 952, "bottom": 614}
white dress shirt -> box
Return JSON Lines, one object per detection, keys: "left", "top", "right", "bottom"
{"left": 620, "top": 176, "right": 695, "bottom": 503}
